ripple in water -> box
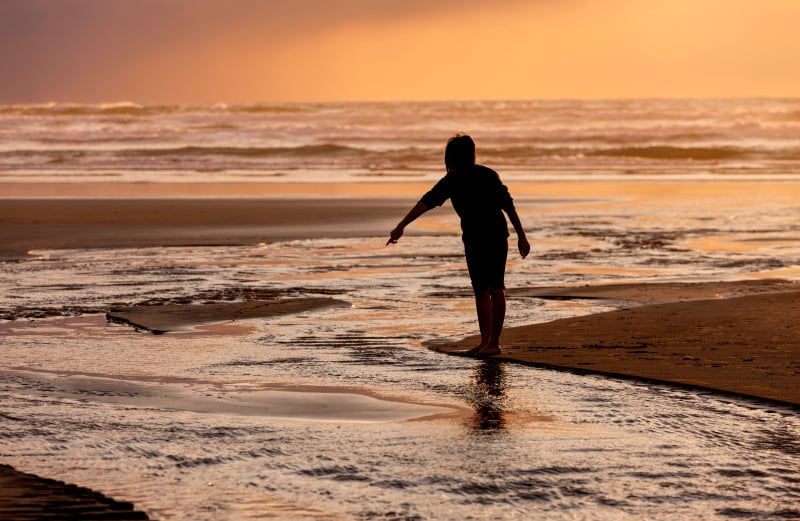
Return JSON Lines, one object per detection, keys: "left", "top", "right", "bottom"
{"left": 2, "top": 221, "right": 800, "bottom": 518}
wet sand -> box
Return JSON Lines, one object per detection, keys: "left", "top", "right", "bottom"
{"left": 0, "top": 464, "right": 149, "bottom": 520}
{"left": 3, "top": 189, "right": 800, "bottom": 404}
{"left": 0, "top": 197, "right": 412, "bottom": 260}
{"left": 3, "top": 182, "right": 800, "bottom": 515}
{"left": 0, "top": 192, "right": 405, "bottom": 517}
{"left": 433, "top": 281, "right": 800, "bottom": 407}
{"left": 106, "top": 297, "right": 349, "bottom": 334}
{"left": 94, "top": 277, "right": 800, "bottom": 407}
{"left": 1, "top": 366, "right": 466, "bottom": 424}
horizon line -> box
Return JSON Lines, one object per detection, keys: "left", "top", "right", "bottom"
{"left": 3, "top": 95, "right": 800, "bottom": 107}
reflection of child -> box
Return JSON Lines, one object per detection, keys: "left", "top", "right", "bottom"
{"left": 387, "top": 134, "right": 529, "bottom": 356}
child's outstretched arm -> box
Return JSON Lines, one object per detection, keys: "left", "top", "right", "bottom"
{"left": 387, "top": 202, "right": 429, "bottom": 245}
{"left": 506, "top": 208, "right": 530, "bottom": 258}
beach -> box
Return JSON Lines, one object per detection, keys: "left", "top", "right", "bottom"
{"left": 2, "top": 98, "right": 800, "bottom": 519}
{"left": 435, "top": 280, "right": 800, "bottom": 406}
{"left": 0, "top": 184, "right": 419, "bottom": 260}
{"left": 3, "top": 181, "right": 799, "bottom": 403}
{"left": 0, "top": 464, "right": 150, "bottom": 520}
{"left": 2, "top": 179, "right": 800, "bottom": 518}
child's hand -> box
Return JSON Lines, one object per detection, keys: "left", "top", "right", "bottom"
{"left": 518, "top": 237, "right": 530, "bottom": 258}
{"left": 387, "top": 226, "right": 404, "bottom": 245}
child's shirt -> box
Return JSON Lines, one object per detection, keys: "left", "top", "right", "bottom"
{"left": 420, "top": 164, "right": 515, "bottom": 242}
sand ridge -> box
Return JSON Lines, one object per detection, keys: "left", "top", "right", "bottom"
{"left": 0, "top": 464, "right": 150, "bottom": 520}
{"left": 432, "top": 282, "right": 800, "bottom": 407}
{"left": 0, "top": 197, "right": 414, "bottom": 260}
{"left": 1, "top": 368, "right": 466, "bottom": 424}
{"left": 106, "top": 297, "right": 350, "bottom": 334}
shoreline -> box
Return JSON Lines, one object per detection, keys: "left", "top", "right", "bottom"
{"left": 0, "top": 197, "right": 415, "bottom": 260}
{"left": 3, "top": 183, "right": 800, "bottom": 515}
{"left": 431, "top": 283, "right": 800, "bottom": 407}
{"left": 7, "top": 177, "right": 800, "bottom": 260}
{"left": 3, "top": 192, "right": 799, "bottom": 404}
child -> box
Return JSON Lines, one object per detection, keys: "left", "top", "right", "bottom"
{"left": 387, "top": 134, "right": 529, "bottom": 356}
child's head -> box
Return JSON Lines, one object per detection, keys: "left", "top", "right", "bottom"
{"left": 445, "top": 133, "right": 476, "bottom": 172}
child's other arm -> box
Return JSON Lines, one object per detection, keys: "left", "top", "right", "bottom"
{"left": 506, "top": 208, "right": 530, "bottom": 258}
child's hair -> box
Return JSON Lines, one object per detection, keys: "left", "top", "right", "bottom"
{"left": 445, "top": 133, "right": 476, "bottom": 171}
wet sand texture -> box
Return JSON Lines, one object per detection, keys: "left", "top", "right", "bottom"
{"left": 434, "top": 289, "right": 800, "bottom": 406}
{"left": 5, "top": 195, "right": 800, "bottom": 405}
{"left": 0, "top": 464, "right": 149, "bottom": 520}
{"left": 107, "top": 297, "right": 348, "bottom": 333}
{"left": 4, "top": 189, "right": 800, "bottom": 515}
{"left": 0, "top": 197, "right": 412, "bottom": 259}
{"left": 0, "top": 369, "right": 464, "bottom": 423}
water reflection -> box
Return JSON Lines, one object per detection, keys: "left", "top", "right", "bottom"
{"left": 466, "top": 359, "right": 508, "bottom": 430}
{"left": 753, "top": 424, "right": 800, "bottom": 456}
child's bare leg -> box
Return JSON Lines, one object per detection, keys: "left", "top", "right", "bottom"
{"left": 476, "top": 288, "right": 505, "bottom": 356}
{"left": 466, "top": 289, "right": 492, "bottom": 354}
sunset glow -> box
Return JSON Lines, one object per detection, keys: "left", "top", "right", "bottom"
{"left": 1, "top": 0, "right": 799, "bottom": 103}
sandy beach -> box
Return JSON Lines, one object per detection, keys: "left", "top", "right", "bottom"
{"left": 0, "top": 187, "right": 462, "bottom": 517}
{"left": 3, "top": 182, "right": 799, "bottom": 400}
{"left": 5, "top": 6, "right": 800, "bottom": 516}
{"left": 2, "top": 180, "right": 800, "bottom": 518}
{"left": 0, "top": 195, "right": 412, "bottom": 260}
{"left": 433, "top": 280, "right": 800, "bottom": 406}
{"left": 0, "top": 464, "right": 150, "bottom": 520}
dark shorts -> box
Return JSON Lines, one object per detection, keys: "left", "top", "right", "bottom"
{"left": 464, "top": 239, "right": 508, "bottom": 293}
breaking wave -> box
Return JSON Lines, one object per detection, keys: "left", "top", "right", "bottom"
{"left": 122, "top": 143, "right": 367, "bottom": 158}
{"left": 4, "top": 98, "right": 800, "bottom": 180}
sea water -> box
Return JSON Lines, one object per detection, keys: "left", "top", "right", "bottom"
{"left": 2, "top": 99, "right": 800, "bottom": 519}
{"left": 2, "top": 98, "right": 800, "bottom": 184}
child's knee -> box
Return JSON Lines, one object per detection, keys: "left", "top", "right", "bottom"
{"left": 488, "top": 287, "right": 505, "bottom": 297}
{"left": 473, "top": 287, "right": 490, "bottom": 298}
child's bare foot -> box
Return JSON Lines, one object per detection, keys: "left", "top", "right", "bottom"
{"left": 474, "top": 344, "right": 501, "bottom": 356}
{"left": 465, "top": 344, "right": 488, "bottom": 355}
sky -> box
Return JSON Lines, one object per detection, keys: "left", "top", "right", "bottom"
{"left": 1, "top": 0, "right": 799, "bottom": 103}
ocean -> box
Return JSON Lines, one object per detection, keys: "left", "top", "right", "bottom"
{"left": 2, "top": 99, "right": 800, "bottom": 520}
{"left": 2, "top": 98, "right": 800, "bottom": 184}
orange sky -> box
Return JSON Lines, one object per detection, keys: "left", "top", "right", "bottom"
{"left": 1, "top": 0, "right": 798, "bottom": 103}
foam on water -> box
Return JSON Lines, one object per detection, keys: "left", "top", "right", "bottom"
{"left": 3, "top": 99, "right": 800, "bottom": 183}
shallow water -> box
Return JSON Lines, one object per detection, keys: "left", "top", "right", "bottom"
{"left": 2, "top": 192, "right": 800, "bottom": 519}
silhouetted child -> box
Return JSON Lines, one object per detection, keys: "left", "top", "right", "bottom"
{"left": 387, "top": 134, "right": 529, "bottom": 356}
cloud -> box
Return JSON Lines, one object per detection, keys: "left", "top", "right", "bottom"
{"left": 2, "top": 0, "right": 798, "bottom": 102}
{"left": 1, "top": 0, "right": 534, "bottom": 101}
